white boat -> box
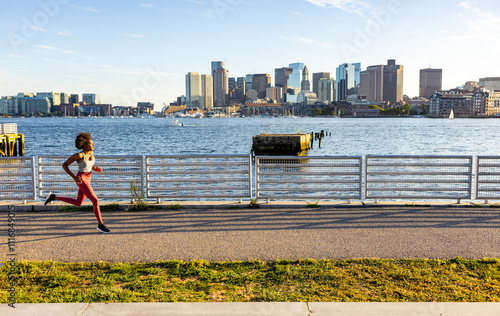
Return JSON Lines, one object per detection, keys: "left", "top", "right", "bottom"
{"left": 166, "top": 119, "right": 183, "bottom": 127}
{"left": 449, "top": 109, "right": 454, "bottom": 120}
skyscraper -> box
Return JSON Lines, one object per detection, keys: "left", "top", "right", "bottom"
{"left": 213, "top": 67, "right": 229, "bottom": 107}
{"left": 360, "top": 65, "right": 384, "bottom": 103}
{"left": 201, "top": 74, "right": 213, "bottom": 109}
{"left": 419, "top": 68, "right": 442, "bottom": 99}
{"left": 275, "top": 67, "right": 293, "bottom": 101}
{"left": 211, "top": 61, "right": 225, "bottom": 76}
{"left": 301, "top": 65, "right": 311, "bottom": 91}
{"left": 185, "top": 72, "right": 201, "bottom": 108}
{"left": 318, "top": 78, "right": 335, "bottom": 103}
{"left": 287, "top": 63, "right": 305, "bottom": 103}
{"left": 252, "top": 74, "right": 271, "bottom": 99}
{"left": 336, "top": 63, "right": 360, "bottom": 101}
{"left": 383, "top": 59, "right": 404, "bottom": 105}
{"left": 312, "top": 72, "right": 330, "bottom": 96}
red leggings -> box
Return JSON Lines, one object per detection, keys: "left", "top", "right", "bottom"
{"left": 57, "top": 172, "right": 102, "bottom": 224}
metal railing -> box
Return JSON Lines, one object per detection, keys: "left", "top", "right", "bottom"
{"left": 145, "top": 155, "right": 252, "bottom": 202}
{"left": 37, "top": 156, "right": 143, "bottom": 200}
{"left": 0, "top": 157, "right": 36, "bottom": 203}
{"left": 365, "top": 155, "right": 473, "bottom": 203}
{"left": 476, "top": 156, "right": 500, "bottom": 202}
{"left": 7, "top": 154, "right": 500, "bottom": 203}
{"left": 255, "top": 156, "right": 363, "bottom": 201}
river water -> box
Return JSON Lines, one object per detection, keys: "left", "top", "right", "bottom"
{"left": 2, "top": 116, "right": 500, "bottom": 157}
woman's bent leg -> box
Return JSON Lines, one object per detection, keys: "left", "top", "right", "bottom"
{"left": 57, "top": 187, "right": 86, "bottom": 206}
{"left": 78, "top": 173, "right": 103, "bottom": 224}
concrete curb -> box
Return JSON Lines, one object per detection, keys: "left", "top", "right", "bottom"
{"left": 2, "top": 302, "right": 500, "bottom": 316}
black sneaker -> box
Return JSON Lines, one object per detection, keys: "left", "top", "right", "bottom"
{"left": 97, "top": 224, "right": 110, "bottom": 233}
{"left": 44, "top": 192, "right": 56, "bottom": 206}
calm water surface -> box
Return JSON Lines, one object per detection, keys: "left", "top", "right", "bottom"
{"left": 2, "top": 117, "right": 500, "bottom": 157}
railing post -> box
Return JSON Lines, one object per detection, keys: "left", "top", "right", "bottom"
{"left": 141, "top": 155, "right": 145, "bottom": 201}
{"left": 31, "top": 156, "right": 37, "bottom": 201}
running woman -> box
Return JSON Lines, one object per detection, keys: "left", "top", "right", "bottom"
{"left": 44, "top": 132, "right": 110, "bottom": 233}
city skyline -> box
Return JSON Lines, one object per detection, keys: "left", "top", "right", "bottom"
{"left": 1, "top": 0, "right": 499, "bottom": 108}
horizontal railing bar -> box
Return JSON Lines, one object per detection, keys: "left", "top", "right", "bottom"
{"left": 257, "top": 172, "right": 361, "bottom": 176}
{"left": 256, "top": 163, "right": 361, "bottom": 168}
{"left": 147, "top": 179, "right": 248, "bottom": 183}
{"left": 258, "top": 188, "right": 360, "bottom": 192}
{"left": 148, "top": 187, "right": 247, "bottom": 191}
{"left": 367, "top": 188, "right": 470, "bottom": 192}
{"left": 367, "top": 172, "right": 471, "bottom": 176}
{"left": 255, "top": 195, "right": 360, "bottom": 199}
{"left": 146, "top": 162, "right": 248, "bottom": 167}
{"left": 148, "top": 171, "right": 249, "bottom": 175}
{"left": 366, "top": 155, "right": 473, "bottom": 159}
{"left": 367, "top": 163, "right": 471, "bottom": 167}
{"left": 258, "top": 180, "right": 361, "bottom": 184}
{"left": 366, "top": 179, "right": 471, "bottom": 183}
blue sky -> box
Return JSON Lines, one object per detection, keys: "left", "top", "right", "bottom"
{"left": 1, "top": 0, "right": 499, "bottom": 109}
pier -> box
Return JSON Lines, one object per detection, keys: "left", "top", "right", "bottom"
{"left": 252, "top": 133, "right": 311, "bottom": 155}
{"left": 0, "top": 123, "right": 24, "bottom": 157}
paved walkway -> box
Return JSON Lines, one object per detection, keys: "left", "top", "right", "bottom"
{"left": 2, "top": 302, "right": 500, "bottom": 315}
{"left": 1, "top": 203, "right": 499, "bottom": 261}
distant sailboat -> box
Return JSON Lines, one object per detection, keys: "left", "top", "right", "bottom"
{"left": 449, "top": 109, "right": 454, "bottom": 120}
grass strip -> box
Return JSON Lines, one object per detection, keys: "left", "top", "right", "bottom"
{"left": 1, "top": 258, "right": 499, "bottom": 303}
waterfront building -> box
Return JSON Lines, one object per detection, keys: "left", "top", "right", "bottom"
{"left": 419, "top": 68, "right": 442, "bottom": 99}
{"left": 300, "top": 65, "right": 311, "bottom": 91}
{"left": 479, "top": 77, "right": 500, "bottom": 90}
{"left": 383, "top": 59, "right": 404, "bottom": 105}
{"left": 336, "top": 63, "right": 360, "bottom": 101}
{"left": 82, "top": 93, "right": 100, "bottom": 105}
{"left": 77, "top": 104, "right": 112, "bottom": 116}
{"left": 252, "top": 74, "right": 271, "bottom": 99}
{"left": 241, "top": 102, "right": 287, "bottom": 116}
{"left": 312, "top": 72, "right": 330, "bottom": 97}
{"left": 472, "top": 89, "right": 500, "bottom": 116}
{"left": 318, "top": 78, "right": 336, "bottom": 103}
{"left": 0, "top": 94, "right": 51, "bottom": 115}
{"left": 429, "top": 90, "right": 473, "bottom": 117}
{"left": 59, "top": 103, "right": 79, "bottom": 116}
{"left": 185, "top": 72, "right": 202, "bottom": 108}
{"left": 201, "top": 74, "right": 214, "bottom": 109}
{"left": 137, "top": 102, "right": 154, "bottom": 114}
{"left": 213, "top": 67, "right": 229, "bottom": 107}
{"left": 360, "top": 65, "right": 384, "bottom": 103}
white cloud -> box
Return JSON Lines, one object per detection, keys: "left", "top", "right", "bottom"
{"left": 34, "top": 45, "right": 78, "bottom": 55}
{"left": 187, "top": 0, "right": 206, "bottom": 4}
{"left": 124, "top": 33, "right": 146, "bottom": 38}
{"left": 456, "top": 0, "right": 500, "bottom": 38}
{"left": 304, "top": 0, "right": 370, "bottom": 16}
{"left": 31, "top": 26, "right": 48, "bottom": 32}
{"left": 64, "top": 75, "right": 96, "bottom": 81}
{"left": 58, "top": 30, "right": 72, "bottom": 36}
{"left": 71, "top": 5, "right": 100, "bottom": 13}
{"left": 139, "top": 3, "right": 154, "bottom": 8}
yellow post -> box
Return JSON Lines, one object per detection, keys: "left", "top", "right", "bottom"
{"left": 0, "top": 135, "right": 6, "bottom": 156}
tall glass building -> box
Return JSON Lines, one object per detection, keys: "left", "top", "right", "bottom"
{"left": 336, "top": 63, "right": 361, "bottom": 101}
{"left": 287, "top": 63, "right": 304, "bottom": 103}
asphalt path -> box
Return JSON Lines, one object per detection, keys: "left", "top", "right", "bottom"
{"left": 2, "top": 206, "right": 500, "bottom": 262}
